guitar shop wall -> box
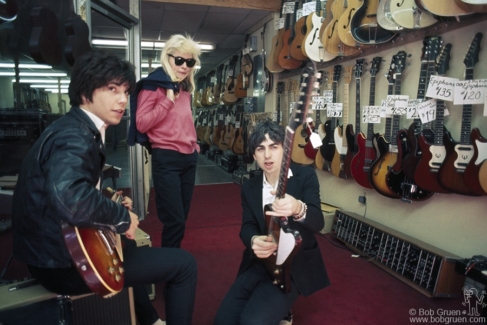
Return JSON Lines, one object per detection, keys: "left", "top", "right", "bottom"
{"left": 230, "top": 4, "right": 487, "bottom": 260}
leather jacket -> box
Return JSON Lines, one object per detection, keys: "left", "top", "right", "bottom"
{"left": 12, "top": 106, "right": 131, "bottom": 268}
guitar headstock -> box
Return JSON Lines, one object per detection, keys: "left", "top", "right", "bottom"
{"left": 464, "top": 32, "right": 483, "bottom": 69}
{"left": 424, "top": 36, "right": 442, "bottom": 62}
{"left": 354, "top": 59, "right": 365, "bottom": 79}
{"left": 436, "top": 43, "right": 452, "bottom": 76}
{"left": 288, "top": 67, "right": 316, "bottom": 132}
{"left": 391, "top": 51, "right": 407, "bottom": 74}
{"left": 369, "top": 56, "right": 382, "bottom": 77}
{"left": 324, "top": 67, "right": 334, "bottom": 88}
{"left": 343, "top": 65, "right": 353, "bottom": 84}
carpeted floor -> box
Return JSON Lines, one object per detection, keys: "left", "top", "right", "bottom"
{"left": 0, "top": 183, "right": 482, "bottom": 324}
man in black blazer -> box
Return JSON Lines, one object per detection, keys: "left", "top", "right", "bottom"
{"left": 214, "top": 120, "right": 330, "bottom": 325}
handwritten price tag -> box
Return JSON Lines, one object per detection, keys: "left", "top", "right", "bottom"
{"left": 327, "top": 103, "right": 343, "bottom": 117}
{"left": 302, "top": 2, "right": 316, "bottom": 16}
{"left": 426, "top": 75, "right": 457, "bottom": 102}
{"left": 275, "top": 18, "right": 284, "bottom": 30}
{"left": 362, "top": 106, "right": 382, "bottom": 123}
{"left": 383, "top": 95, "right": 409, "bottom": 115}
{"left": 453, "top": 79, "right": 487, "bottom": 105}
{"left": 416, "top": 98, "right": 437, "bottom": 124}
{"left": 406, "top": 99, "right": 423, "bottom": 119}
{"left": 323, "top": 90, "right": 333, "bottom": 103}
{"left": 312, "top": 96, "right": 326, "bottom": 110}
{"left": 282, "top": 2, "right": 295, "bottom": 14}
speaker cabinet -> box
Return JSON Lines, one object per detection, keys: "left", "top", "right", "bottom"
{"left": 0, "top": 280, "right": 135, "bottom": 325}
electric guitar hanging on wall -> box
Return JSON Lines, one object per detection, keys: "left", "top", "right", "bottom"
{"left": 264, "top": 66, "right": 317, "bottom": 294}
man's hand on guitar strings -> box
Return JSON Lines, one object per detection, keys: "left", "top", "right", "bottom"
{"left": 266, "top": 192, "right": 302, "bottom": 218}
{"left": 252, "top": 235, "right": 278, "bottom": 258}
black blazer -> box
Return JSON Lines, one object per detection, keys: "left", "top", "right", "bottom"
{"left": 237, "top": 164, "right": 330, "bottom": 296}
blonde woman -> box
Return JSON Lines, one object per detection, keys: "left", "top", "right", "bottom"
{"left": 136, "top": 34, "right": 201, "bottom": 248}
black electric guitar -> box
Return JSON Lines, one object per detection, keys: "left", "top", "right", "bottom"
{"left": 62, "top": 188, "right": 124, "bottom": 297}
{"left": 264, "top": 66, "right": 317, "bottom": 294}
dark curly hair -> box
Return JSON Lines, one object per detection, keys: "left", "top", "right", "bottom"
{"left": 248, "top": 119, "right": 285, "bottom": 154}
{"left": 68, "top": 50, "right": 136, "bottom": 106}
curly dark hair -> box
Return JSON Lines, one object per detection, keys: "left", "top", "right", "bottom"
{"left": 68, "top": 50, "right": 136, "bottom": 106}
{"left": 248, "top": 119, "right": 285, "bottom": 154}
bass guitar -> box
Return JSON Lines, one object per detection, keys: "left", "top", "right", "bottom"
{"left": 264, "top": 66, "right": 316, "bottom": 293}
{"left": 414, "top": 44, "right": 452, "bottom": 193}
{"left": 350, "top": 56, "right": 381, "bottom": 189}
{"left": 62, "top": 188, "right": 124, "bottom": 297}
{"left": 438, "top": 33, "right": 483, "bottom": 196}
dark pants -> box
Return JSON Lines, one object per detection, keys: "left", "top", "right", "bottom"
{"left": 213, "top": 262, "right": 299, "bottom": 325}
{"left": 151, "top": 148, "right": 198, "bottom": 248}
{"left": 29, "top": 238, "right": 197, "bottom": 325}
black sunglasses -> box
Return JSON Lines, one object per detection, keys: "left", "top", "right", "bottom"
{"left": 168, "top": 54, "right": 196, "bottom": 68}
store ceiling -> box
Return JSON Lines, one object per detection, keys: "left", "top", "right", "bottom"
{"left": 92, "top": 0, "right": 277, "bottom": 77}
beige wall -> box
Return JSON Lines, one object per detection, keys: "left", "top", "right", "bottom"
{"left": 246, "top": 17, "right": 487, "bottom": 259}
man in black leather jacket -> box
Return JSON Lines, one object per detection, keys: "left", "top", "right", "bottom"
{"left": 12, "top": 50, "right": 197, "bottom": 325}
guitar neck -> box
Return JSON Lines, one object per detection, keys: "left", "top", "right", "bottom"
{"left": 460, "top": 67, "right": 474, "bottom": 144}
{"left": 276, "top": 127, "right": 294, "bottom": 199}
{"left": 366, "top": 74, "right": 376, "bottom": 140}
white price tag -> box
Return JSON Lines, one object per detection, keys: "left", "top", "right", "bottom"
{"left": 453, "top": 79, "right": 487, "bottom": 105}
{"left": 312, "top": 96, "right": 326, "bottom": 110}
{"left": 383, "top": 95, "right": 409, "bottom": 115}
{"left": 309, "top": 131, "right": 323, "bottom": 148}
{"left": 302, "top": 2, "right": 316, "bottom": 16}
{"left": 296, "top": 9, "right": 303, "bottom": 21}
{"left": 426, "top": 75, "right": 457, "bottom": 102}
{"left": 242, "top": 47, "right": 250, "bottom": 55}
{"left": 362, "top": 106, "right": 382, "bottom": 124}
{"left": 327, "top": 103, "right": 343, "bottom": 117}
{"left": 275, "top": 18, "right": 285, "bottom": 30}
{"left": 416, "top": 98, "right": 437, "bottom": 124}
{"left": 406, "top": 99, "right": 423, "bottom": 119}
{"left": 323, "top": 90, "right": 333, "bottom": 103}
{"left": 282, "top": 2, "right": 295, "bottom": 14}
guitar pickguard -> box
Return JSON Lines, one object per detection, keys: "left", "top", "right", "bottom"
{"left": 453, "top": 144, "right": 474, "bottom": 169}
{"left": 474, "top": 139, "right": 487, "bottom": 165}
{"left": 428, "top": 145, "right": 446, "bottom": 169}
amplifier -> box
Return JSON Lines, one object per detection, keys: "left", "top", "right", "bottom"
{"left": 332, "top": 210, "right": 465, "bottom": 298}
{"left": 0, "top": 279, "right": 135, "bottom": 325}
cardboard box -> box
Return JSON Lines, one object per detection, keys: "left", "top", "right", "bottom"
{"left": 320, "top": 202, "right": 339, "bottom": 234}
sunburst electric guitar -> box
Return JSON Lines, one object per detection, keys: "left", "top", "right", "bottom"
{"left": 62, "top": 187, "right": 124, "bottom": 297}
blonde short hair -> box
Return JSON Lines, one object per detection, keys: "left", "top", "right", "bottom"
{"left": 160, "top": 34, "right": 201, "bottom": 92}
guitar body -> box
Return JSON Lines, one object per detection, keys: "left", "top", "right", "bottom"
{"left": 29, "top": 7, "right": 63, "bottom": 66}
{"left": 478, "top": 159, "right": 487, "bottom": 194}
{"left": 223, "top": 77, "right": 238, "bottom": 103}
{"left": 351, "top": 0, "right": 397, "bottom": 44}
{"left": 350, "top": 132, "right": 376, "bottom": 189}
{"left": 376, "top": 0, "right": 404, "bottom": 31}
{"left": 64, "top": 15, "right": 92, "bottom": 67}
{"left": 234, "top": 73, "right": 248, "bottom": 99}
{"left": 438, "top": 132, "right": 479, "bottom": 196}
{"left": 291, "top": 124, "right": 314, "bottom": 165}
{"left": 337, "top": 0, "right": 365, "bottom": 47}
{"left": 331, "top": 125, "right": 348, "bottom": 178}
{"left": 463, "top": 128, "right": 487, "bottom": 195}
{"left": 390, "top": 0, "right": 437, "bottom": 29}
{"left": 386, "top": 129, "right": 433, "bottom": 201}
{"left": 401, "top": 123, "right": 433, "bottom": 179}
{"left": 322, "top": 0, "right": 362, "bottom": 57}
{"left": 314, "top": 124, "right": 327, "bottom": 170}
{"left": 278, "top": 29, "right": 304, "bottom": 70}
{"left": 267, "top": 29, "right": 286, "bottom": 73}
{"left": 303, "top": 126, "right": 318, "bottom": 160}
{"left": 419, "top": 0, "right": 476, "bottom": 17}
{"left": 290, "top": 14, "right": 308, "bottom": 61}
{"left": 303, "top": 12, "right": 335, "bottom": 62}
{"left": 343, "top": 124, "right": 355, "bottom": 179}
{"left": 454, "top": 0, "right": 487, "bottom": 12}
{"left": 414, "top": 132, "right": 450, "bottom": 193}
{"left": 62, "top": 224, "right": 124, "bottom": 297}
{"left": 0, "top": 0, "right": 17, "bottom": 22}
{"left": 369, "top": 136, "right": 399, "bottom": 199}
{"left": 320, "top": 119, "right": 336, "bottom": 171}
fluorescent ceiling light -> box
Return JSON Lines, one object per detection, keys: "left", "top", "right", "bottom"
{"left": 46, "top": 89, "right": 69, "bottom": 93}
{"left": 0, "top": 63, "right": 52, "bottom": 69}
{"left": 30, "top": 84, "right": 69, "bottom": 89}
{"left": 92, "top": 39, "right": 214, "bottom": 51}
{"left": 12, "top": 79, "right": 71, "bottom": 83}
{"left": 1, "top": 72, "right": 67, "bottom": 77}
{"left": 141, "top": 63, "right": 162, "bottom": 68}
